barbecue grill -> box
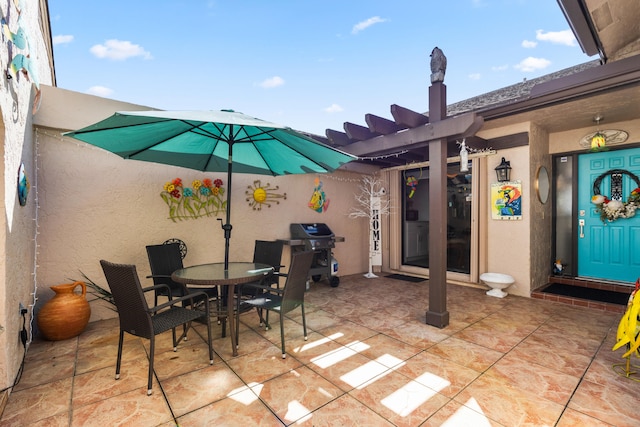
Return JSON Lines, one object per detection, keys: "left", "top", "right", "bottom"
{"left": 286, "top": 223, "right": 344, "bottom": 287}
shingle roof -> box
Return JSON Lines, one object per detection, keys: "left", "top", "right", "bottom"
{"left": 446, "top": 60, "right": 600, "bottom": 117}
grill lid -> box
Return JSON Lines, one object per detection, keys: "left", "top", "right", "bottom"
{"left": 290, "top": 223, "right": 334, "bottom": 238}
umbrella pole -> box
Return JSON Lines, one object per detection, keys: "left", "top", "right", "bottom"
{"left": 222, "top": 136, "right": 233, "bottom": 270}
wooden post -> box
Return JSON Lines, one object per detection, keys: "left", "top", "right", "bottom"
{"left": 426, "top": 81, "right": 450, "bottom": 328}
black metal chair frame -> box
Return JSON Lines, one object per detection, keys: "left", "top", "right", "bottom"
{"left": 243, "top": 250, "right": 313, "bottom": 358}
{"left": 100, "top": 260, "right": 214, "bottom": 395}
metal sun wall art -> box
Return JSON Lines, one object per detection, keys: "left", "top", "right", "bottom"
{"left": 245, "top": 180, "right": 286, "bottom": 211}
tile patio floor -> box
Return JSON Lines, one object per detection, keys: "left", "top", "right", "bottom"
{"left": 1, "top": 274, "right": 639, "bottom": 426}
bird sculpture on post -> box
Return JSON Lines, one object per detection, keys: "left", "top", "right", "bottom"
{"left": 430, "top": 46, "right": 447, "bottom": 83}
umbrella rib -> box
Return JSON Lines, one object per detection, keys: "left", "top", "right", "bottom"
{"left": 267, "top": 130, "right": 338, "bottom": 171}
{"left": 124, "top": 119, "right": 197, "bottom": 158}
{"left": 197, "top": 122, "right": 231, "bottom": 171}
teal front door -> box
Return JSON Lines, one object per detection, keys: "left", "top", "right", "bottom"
{"left": 577, "top": 147, "right": 640, "bottom": 282}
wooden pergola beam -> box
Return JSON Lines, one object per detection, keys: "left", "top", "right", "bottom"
{"left": 391, "top": 104, "right": 429, "bottom": 127}
{"left": 344, "top": 122, "right": 380, "bottom": 141}
{"left": 340, "top": 112, "right": 483, "bottom": 157}
{"left": 325, "top": 129, "right": 352, "bottom": 146}
{"left": 365, "top": 113, "right": 406, "bottom": 134}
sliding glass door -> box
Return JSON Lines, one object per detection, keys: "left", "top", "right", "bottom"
{"left": 401, "top": 162, "right": 473, "bottom": 274}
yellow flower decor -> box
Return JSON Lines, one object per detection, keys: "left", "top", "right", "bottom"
{"left": 161, "top": 177, "right": 226, "bottom": 221}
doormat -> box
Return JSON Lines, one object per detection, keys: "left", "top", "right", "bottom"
{"left": 541, "top": 283, "right": 630, "bottom": 305}
{"left": 386, "top": 274, "right": 426, "bottom": 283}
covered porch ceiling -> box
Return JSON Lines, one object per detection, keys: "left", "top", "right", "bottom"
{"left": 316, "top": 0, "right": 640, "bottom": 168}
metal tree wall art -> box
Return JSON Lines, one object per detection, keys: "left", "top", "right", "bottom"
{"left": 348, "top": 175, "right": 391, "bottom": 278}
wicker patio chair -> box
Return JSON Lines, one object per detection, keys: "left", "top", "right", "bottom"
{"left": 243, "top": 250, "right": 313, "bottom": 358}
{"left": 146, "top": 243, "right": 192, "bottom": 306}
{"left": 252, "top": 239, "right": 285, "bottom": 288}
{"left": 239, "top": 240, "right": 285, "bottom": 299}
{"left": 100, "top": 260, "right": 214, "bottom": 395}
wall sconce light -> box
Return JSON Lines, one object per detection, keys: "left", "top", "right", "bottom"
{"left": 494, "top": 157, "right": 511, "bottom": 182}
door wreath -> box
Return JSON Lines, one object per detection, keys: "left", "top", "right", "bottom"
{"left": 591, "top": 169, "right": 640, "bottom": 223}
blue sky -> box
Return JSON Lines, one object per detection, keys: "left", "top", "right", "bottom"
{"left": 49, "top": 1, "right": 592, "bottom": 136}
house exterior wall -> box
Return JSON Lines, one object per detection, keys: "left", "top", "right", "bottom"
{"left": 482, "top": 146, "right": 531, "bottom": 297}
{"left": 0, "top": 0, "right": 54, "bottom": 403}
{"left": 33, "top": 86, "right": 370, "bottom": 323}
{"left": 529, "top": 124, "right": 553, "bottom": 292}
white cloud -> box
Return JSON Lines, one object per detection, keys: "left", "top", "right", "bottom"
{"left": 514, "top": 57, "right": 551, "bottom": 72}
{"left": 352, "top": 16, "right": 387, "bottom": 34}
{"left": 324, "top": 104, "right": 343, "bottom": 113}
{"left": 86, "top": 86, "right": 113, "bottom": 97}
{"left": 521, "top": 40, "right": 537, "bottom": 49}
{"left": 535, "top": 29, "right": 576, "bottom": 46}
{"left": 492, "top": 64, "right": 509, "bottom": 71}
{"left": 89, "top": 39, "right": 152, "bottom": 60}
{"left": 468, "top": 73, "right": 481, "bottom": 80}
{"left": 53, "top": 35, "right": 73, "bottom": 45}
{"left": 258, "top": 76, "right": 285, "bottom": 88}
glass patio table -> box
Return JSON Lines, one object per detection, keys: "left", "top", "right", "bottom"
{"left": 171, "top": 262, "right": 273, "bottom": 356}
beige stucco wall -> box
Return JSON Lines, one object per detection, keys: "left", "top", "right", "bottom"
{"left": 476, "top": 123, "right": 532, "bottom": 297}
{"left": 1, "top": 0, "right": 55, "bottom": 396}
{"left": 529, "top": 124, "right": 553, "bottom": 292}
{"left": 482, "top": 146, "right": 531, "bottom": 297}
{"left": 34, "top": 86, "right": 370, "bottom": 323}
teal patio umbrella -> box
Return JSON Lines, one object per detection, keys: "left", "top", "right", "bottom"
{"left": 64, "top": 109, "right": 356, "bottom": 268}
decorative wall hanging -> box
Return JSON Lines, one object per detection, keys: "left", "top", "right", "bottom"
{"left": 491, "top": 181, "right": 522, "bottom": 220}
{"left": 459, "top": 140, "right": 469, "bottom": 172}
{"left": 406, "top": 175, "right": 418, "bottom": 198}
{"left": 160, "top": 177, "right": 226, "bottom": 221}
{"left": 17, "top": 162, "right": 29, "bottom": 206}
{"left": 245, "top": 180, "right": 286, "bottom": 210}
{"left": 591, "top": 169, "right": 640, "bottom": 223}
{"left": 456, "top": 139, "right": 493, "bottom": 173}
{"left": 308, "top": 177, "right": 329, "bottom": 213}
{"left": 2, "top": 3, "right": 42, "bottom": 114}
{"left": 405, "top": 167, "right": 422, "bottom": 199}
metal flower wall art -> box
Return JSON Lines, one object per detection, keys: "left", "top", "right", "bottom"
{"left": 245, "top": 180, "right": 286, "bottom": 210}
{"left": 161, "top": 177, "right": 226, "bottom": 221}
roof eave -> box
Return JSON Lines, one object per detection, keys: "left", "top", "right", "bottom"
{"left": 472, "top": 54, "right": 640, "bottom": 121}
{"left": 556, "top": 0, "right": 604, "bottom": 60}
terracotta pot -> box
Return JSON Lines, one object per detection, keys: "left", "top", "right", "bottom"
{"left": 37, "top": 281, "right": 91, "bottom": 341}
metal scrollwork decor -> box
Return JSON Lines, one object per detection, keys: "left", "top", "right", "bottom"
{"left": 591, "top": 169, "right": 640, "bottom": 223}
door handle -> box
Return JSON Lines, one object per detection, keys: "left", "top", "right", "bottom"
{"left": 579, "top": 219, "right": 585, "bottom": 238}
